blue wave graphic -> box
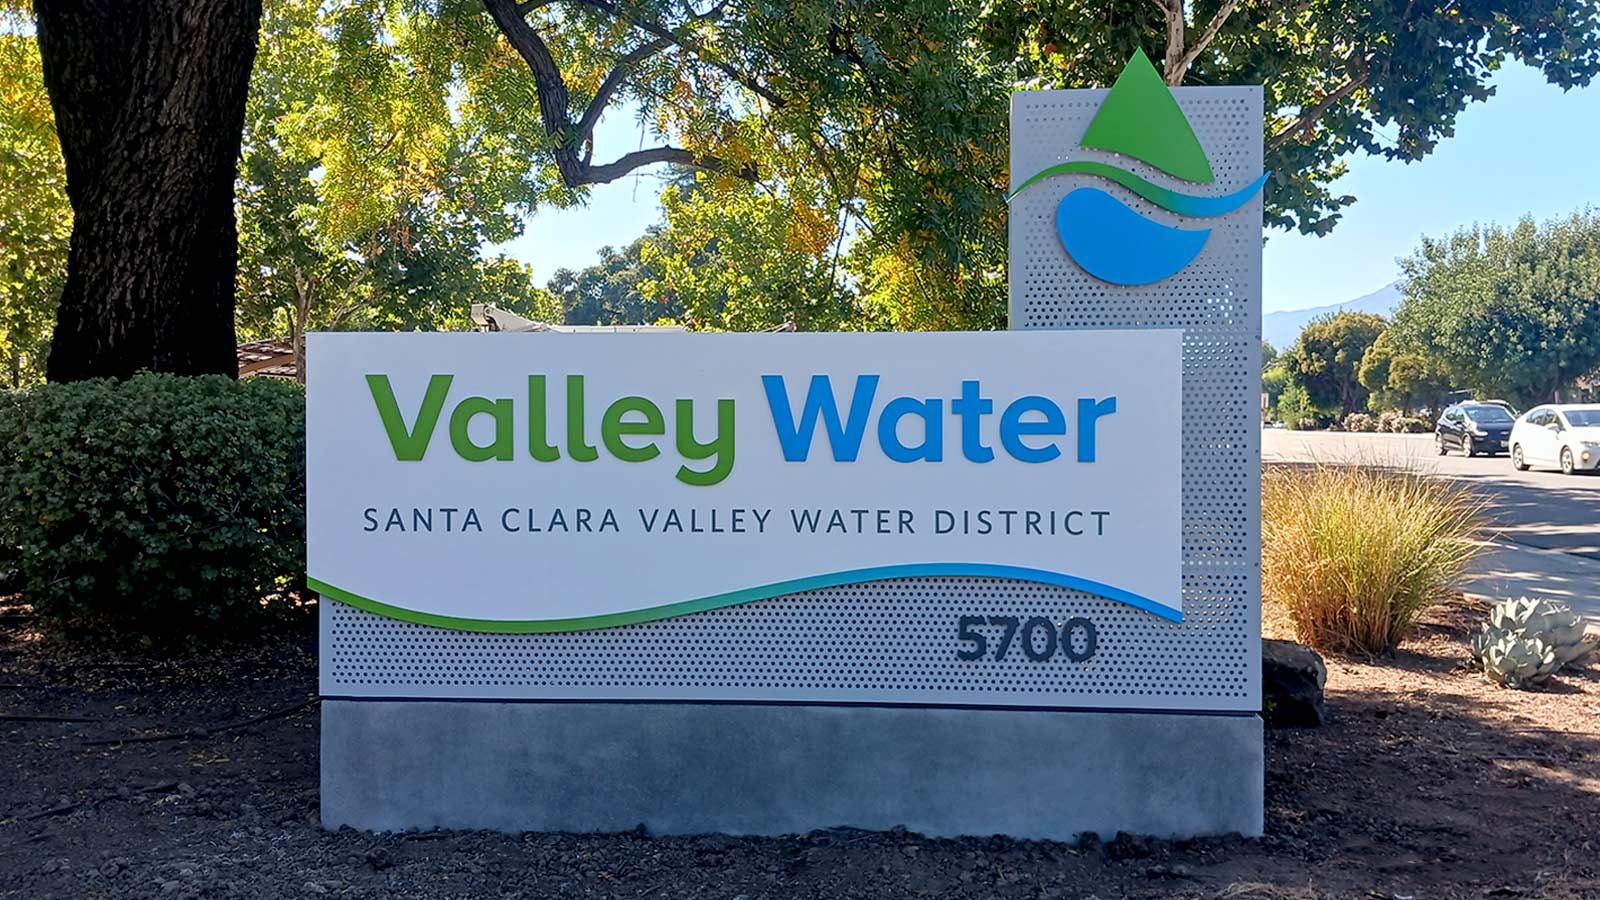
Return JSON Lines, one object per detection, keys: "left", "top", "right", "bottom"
{"left": 1056, "top": 188, "right": 1211, "bottom": 285}
{"left": 311, "top": 562, "right": 1182, "bottom": 633}
{"left": 773, "top": 563, "right": 1182, "bottom": 622}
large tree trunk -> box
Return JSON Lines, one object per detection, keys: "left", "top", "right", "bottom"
{"left": 33, "top": 0, "right": 262, "bottom": 382}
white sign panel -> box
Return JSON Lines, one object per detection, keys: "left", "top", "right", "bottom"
{"left": 307, "top": 331, "right": 1182, "bottom": 631}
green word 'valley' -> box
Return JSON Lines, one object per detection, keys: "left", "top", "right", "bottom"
{"left": 366, "top": 374, "right": 735, "bottom": 486}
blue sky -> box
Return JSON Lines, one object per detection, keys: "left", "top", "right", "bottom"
{"left": 501, "top": 61, "right": 1600, "bottom": 315}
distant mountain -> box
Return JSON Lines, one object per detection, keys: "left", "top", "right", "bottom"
{"left": 1264, "top": 281, "right": 1401, "bottom": 350}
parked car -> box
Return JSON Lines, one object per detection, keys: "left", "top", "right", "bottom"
{"left": 1435, "top": 401, "right": 1517, "bottom": 457}
{"left": 1479, "top": 399, "right": 1518, "bottom": 416}
{"left": 1510, "top": 405, "right": 1600, "bottom": 475}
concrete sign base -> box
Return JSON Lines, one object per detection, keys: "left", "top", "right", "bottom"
{"left": 321, "top": 700, "right": 1263, "bottom": 840}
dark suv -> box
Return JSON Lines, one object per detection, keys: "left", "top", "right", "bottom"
{"left": 1436, "top": 402, "right": 1516, "bottom": 456}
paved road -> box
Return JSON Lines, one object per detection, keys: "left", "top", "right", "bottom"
{"left": 1262, "top": 429, "right": 1600, "bottom": 619}
{"left": 1262, "top": 429, "right": 1600, "bottom": 558}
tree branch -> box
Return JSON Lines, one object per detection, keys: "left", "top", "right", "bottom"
{"left": 575, "top": 36, "right": 672, "bottom": 149}
{"left": 582, "top": 146, "right": 755, "bottom": 184}
{"left": 690, "top": 0, "right": 730, "bottom": 22}
{"left": 1268, "top": 70, "right": 1369, "bottom": 150}
{"left": 485, "top": 0, "right": 767, "bottom": 187}
{"left": 1160, "top": 0, "right": 1185, "bottom": 85}
{"left": 1172, "top": 0, "right": 1239, "bottom": 82}
{"left": 565, "top": 0, "right": 785, "bottom": 107}
{"left": 484, "top": 0, "right": 586, "bottom": 185}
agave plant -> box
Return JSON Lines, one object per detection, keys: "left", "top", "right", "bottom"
{"left": 1473, "top": 597, "right": 1599, "bottom": 689}
{"left": 1473, "top": 631, "right": 1559, "bottom": 688}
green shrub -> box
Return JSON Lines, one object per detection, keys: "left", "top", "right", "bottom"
{"left": 1373, "top": 410, "right": 1431, "bottom": 433}
{"left": 1277, "top": 382, "right": 1319, "bottom": 430}
{"left": 1263, "top": 464, "right": 1485, "bottom": 655}
{"left": 1343, "top": 412, "right": 1378, "bottom": 432}
{"left": 0, "top": 374, "right": 305, "bottom": 641}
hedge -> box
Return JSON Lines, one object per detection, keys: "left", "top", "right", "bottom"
{"left": 0, "top": 374, "right": 305, "bottom": 641}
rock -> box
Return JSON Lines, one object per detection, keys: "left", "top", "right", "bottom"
{"left": 1105, "top": 832, "right": 1154, "bottom": 860}
{"left": 364, "top": 846, "right": 393, "bottom": 871}
{"left": 1262, "top": 638, "right": 1326, "bottom": 727}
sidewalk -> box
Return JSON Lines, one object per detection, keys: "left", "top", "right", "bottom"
{"left": 1461, "top": 537, "right": 1600, "bottom": 621}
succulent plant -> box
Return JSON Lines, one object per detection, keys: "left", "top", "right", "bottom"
{"left": 1472, "top": 596, "right": 1598, "bottom": 689}
{"left": 1474, "top": 632, "right": 1559, "bottom": 688}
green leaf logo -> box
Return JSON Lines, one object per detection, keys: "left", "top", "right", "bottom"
{"left": 1079, "top": 49, "right": 1214, "bottom": 184}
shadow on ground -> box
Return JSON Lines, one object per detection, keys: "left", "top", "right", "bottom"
{"left": 1, "top": 600, "right": 1598, "bottom": 900}
{"left": 1450, "top": 472, "right": 1600, "bottom": 559}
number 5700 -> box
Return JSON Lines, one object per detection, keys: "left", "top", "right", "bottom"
{"left": 956, "top": 615, "right": 1097, "bottom": 662}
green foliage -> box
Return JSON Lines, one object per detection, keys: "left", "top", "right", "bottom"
{"left": 0, "top": 18, "right": 67, "bottom": 386}
{"left": 850, "top": 229, "right": 1006, "bottom": 332}
{"left": 236, "top": 0, "right": 559, "bottom": 371}
{"left": 1393, "top": 211, "right": 1600, "bottom": 408}
{"left": 0, "top": 376, "right": 306, "bottom": 642}
{"left": 1284, "top": 311, "right": 1387, "bottom": 416}
{"left": 641, "top": 178, "right": 881, "bottom": 331}
{"left": 3, "top": 0, "right": 563, "bottom": 377}
{"left": 1276, "top": 380, "right": 1326, "bottom": 430}
{"left": 549, "top": 235, "right": 676, "bottom": 326}
{"left": 1261, "top": 361, "right": 1289, "bottom": 407}
{"left": 481, "top": 0, "right": 1011, "bottom": 331}
{"left": 1358, "top": 329, "right": 1453, "bottom": 415}
{"left": 1263, "top": 464, "right": 1484, "bottom": 655}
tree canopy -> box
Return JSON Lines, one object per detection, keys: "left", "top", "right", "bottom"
{"left": 5, "top": 0, "right": 1600, "bottom": 376}
{"left": 549, "top": 234, "right": 677, "bottom": 326}
{"left": 235, "top": 0, "right": 559, "bottom": 379}
{"left": 0, "top": 12, "right": 66, "bottom": 386}
{"left": 1357, "top": 328, "right": 1452, "bottom": 416}
{"left": 1392, "top": 211, "right": 1600, "bottom": 407}
{"left": 518, "top": 0, "right": 1600, "bottom": 331}
{"left": 1283, "top": 310, "right": 1387, "bottom": 416}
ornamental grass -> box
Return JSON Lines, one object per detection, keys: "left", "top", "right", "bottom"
{"left": 1262, "top": 464, "right": 1486, "bottom": 655}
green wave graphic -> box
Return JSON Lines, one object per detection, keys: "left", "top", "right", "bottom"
{"left": 1008, "top": 161, "right": 1267, "bottom": 217}
{"left": 308, "top": 564, "right": 1181, "bottom": 634}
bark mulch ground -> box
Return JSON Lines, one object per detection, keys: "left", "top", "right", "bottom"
{"left": 2, "top": 595, "right": 1597, "bottom": 900}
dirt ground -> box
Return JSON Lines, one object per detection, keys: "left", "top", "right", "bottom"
{"left": 2, "top": 595, "right": 1598, "bottom": 900}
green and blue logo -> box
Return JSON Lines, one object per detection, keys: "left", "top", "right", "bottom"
{"left": 1009, "top": 50, "right": 1268, "bottom": 285}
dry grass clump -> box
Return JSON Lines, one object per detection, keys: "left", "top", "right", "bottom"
{"left": 1263, "top": 464, "right": 1486, "bottom": 655}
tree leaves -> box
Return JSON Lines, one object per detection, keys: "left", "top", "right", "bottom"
{"left": 236, "top": 0, "right": 561, "bottom": 363}
{"left": 1284, "top": 311, "right": 1387, "bottom": 415}
{"left": 0, "top": 25, "right": 67, "bottom": 385}
{"left": 1393, "top": 212, "right": 1600, "bottom": 406}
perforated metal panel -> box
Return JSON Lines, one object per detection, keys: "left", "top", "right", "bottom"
{"left": 320, "top": 85, "right": 1262, "bottom": 712}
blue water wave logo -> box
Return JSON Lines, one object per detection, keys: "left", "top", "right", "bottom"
{"left": 1010, "top": 50, "right": 1268, "bottom": 285}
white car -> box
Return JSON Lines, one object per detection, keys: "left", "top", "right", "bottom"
{"left": 1510, "top": 404, "right": 1600, "bottom": 475}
